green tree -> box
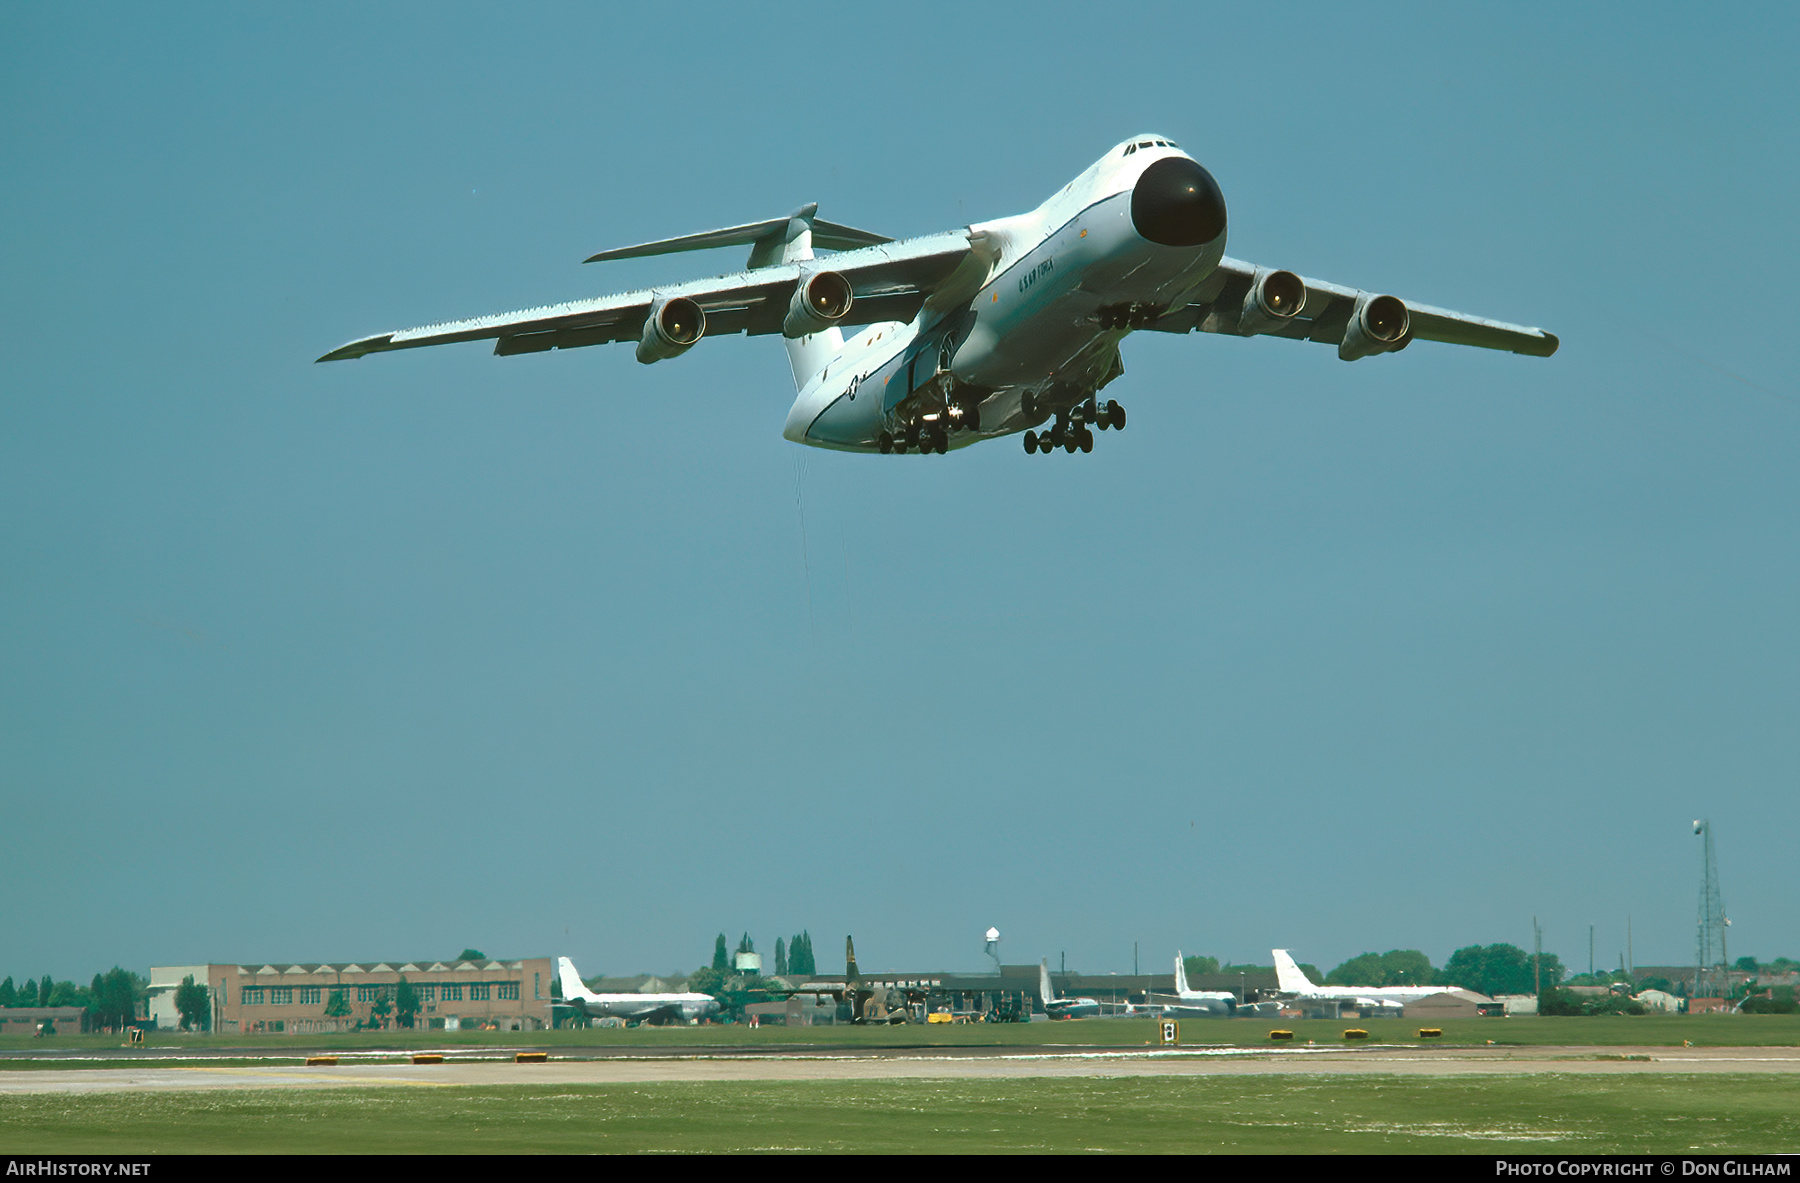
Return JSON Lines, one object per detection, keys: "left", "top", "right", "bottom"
{"left": 87, "top": 968, "right": 139, "bottom": 1031}
{"left": 1439, "top": 944, "right": 1563, "bottom": 996}
{"left": 1325, "top": 953, "right": 1386, "bottom": 987}
{"left": 712, "top": 934, "right": 729, "bottom": 971}
{"left": 395, "top": 976, "right": 419, "bottom": 1029}
{"left": 0, "top": 977, "right": 14, "bottom": 1008}
{"left": 38, "top": 976, "right": 52, "bottom": 1007}
{"left": 1182, "top": 955, "right": 1220, "bottom": 978}
{"left": 457, "top": 949, "right": 486, "bottom": 962}
{"left": 324, "top": 988, "right": 351, "bottom": 1019}
{"left": 774, "top": 938, "right": 788, "bottom": 977}
{"left": 1327, "top": 950, "right": 1434, "bottom": 988}
{"left": 1734, "top": 956, "right": 1759, "bottom": 974}
{"left": 687, "top": 966, "right": 726, "bottom": 998}
{"left": 175, "top": 975, "right": 210, "bottom": 1032}
{"left": 368, "top": 987, "right": 394, "bottom": 1028}
{"left": 790, "top": 932, "right": 815, "bottom": 976}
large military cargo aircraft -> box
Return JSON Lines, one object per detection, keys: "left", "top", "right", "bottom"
{"left": 320, "top": 135, "right": 1556, "bottom": 458}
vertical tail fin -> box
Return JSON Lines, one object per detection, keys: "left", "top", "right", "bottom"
{"left": 1174, "top": 952, "right": 1191, "bottom": 996}
{"left": 845, "top": 936, "right": 859, "bottom": 983}
{"left": 1272, "top": 949, "right": 1316, "bottom": 994}
{"left": 1040, "top": 960, "right": 1055, "bottom": 1003}
{"left": 557, "top": 956, "right": 594, "bottom": 1004}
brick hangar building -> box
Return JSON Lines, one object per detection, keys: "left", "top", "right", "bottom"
{"left": 149, "top": 957, "right": 554, "bottom": 1033}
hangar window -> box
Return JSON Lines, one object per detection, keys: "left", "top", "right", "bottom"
{"left": 442, "top": 984, "right": 462, "bottom": 1001}
{"left": 499, "top": 982, "right": 520, "bottom": 1001}
{"left": 299, "top": 987, "right": 320, "bottom": 1005}
{"left": 241, "top": 988, "right": 264, "bottom": 1006}
{"left": 418, "top": 984, "right": 435, "bottom": 1002}
{"left": 271, "top": 987, "right": 293, "bottom": 1005}
{"left": 470, "top": 983, "right": 491, "bottom": 1001}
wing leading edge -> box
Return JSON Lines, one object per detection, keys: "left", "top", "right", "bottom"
{"left": 1150, "top": 256, "right": 1557, "bottom": 358}
{"left": 316, "top": 232, "right": 973, "bottom": 364}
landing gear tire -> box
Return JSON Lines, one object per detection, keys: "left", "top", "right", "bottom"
{"left": 1024, "top": 431, "right": 1039, "bottom": 454}
{"left": 1049, "top": 424, "right": 1066, "bottom": 450}
{"left": 1107, "top": 400, "right": 1125, "bottom": 430}
{"left": 931, "top": 428, "right": 948, "bottom": 454}
{"left": 1079, "top": 427, "right": 1094, "bottom": 453}
{"left": 878, "top": 431, "right": 893, "bottom": 455}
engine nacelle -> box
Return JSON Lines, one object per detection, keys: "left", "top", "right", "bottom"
{"left": 783, "top": 270, "right": 854, "bottom": 338}
{"left": 635, "top": 296, "right": 706, "bottom": 364}
{"left": 1238, "top": 268, "right": 1306, "bottom": 337}
{"left": 1337, "top": 292, "right": 1411, "bottom": 361}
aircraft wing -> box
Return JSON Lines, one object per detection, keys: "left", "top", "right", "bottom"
{"left": 316, "top": 232, "right": 975, "bottom": 363}
{"left": 1148, "top": 256, "right": 1558, "bottom": 358}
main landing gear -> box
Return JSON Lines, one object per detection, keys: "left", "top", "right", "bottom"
{"left": 1022, "top": 399, "right": 1125, "bottom": 455}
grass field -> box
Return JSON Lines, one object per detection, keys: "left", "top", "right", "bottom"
{"left": 3, "top": 1014, "right": 1795, "bottom": 1063}
{"left": 3, "top": 1075, "right": 1796, "bottom": 1153}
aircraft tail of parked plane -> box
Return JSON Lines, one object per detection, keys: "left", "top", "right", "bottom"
{"left": 1273, "top": 949, "right": 1317, "bottom": 995}
{"left": 1038, "top": 960, "right": 1102, "bottom": 1019}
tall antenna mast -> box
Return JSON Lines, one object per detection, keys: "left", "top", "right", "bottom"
{"left": 1693, "top": 819, "right": 1728, "bottom": 998}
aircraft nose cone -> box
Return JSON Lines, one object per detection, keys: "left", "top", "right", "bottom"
{"left": 1131, "top": 157, "right": 1226, "bottom": 247}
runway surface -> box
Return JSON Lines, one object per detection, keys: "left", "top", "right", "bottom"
{"left": 4, "top": 1045, "right": 1797, "bottom": 1094}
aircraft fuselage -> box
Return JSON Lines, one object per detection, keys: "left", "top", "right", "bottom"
{"left": 784, "top": 138, "right": 1225, "bottom": 453}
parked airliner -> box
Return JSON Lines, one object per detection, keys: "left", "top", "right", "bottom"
{"left": 555, "top": 956, "right": 719, "bottom": 1024}
{"left": 1272, "top": 949, "right": 1459, "bottom": 1015}
{"left": 319, "top": 136, "right": 1556, "bottom": 457}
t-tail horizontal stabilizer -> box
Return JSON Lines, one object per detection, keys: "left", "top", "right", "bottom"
{"left": 583, "top": 204, "right": 893, "bottom": 270}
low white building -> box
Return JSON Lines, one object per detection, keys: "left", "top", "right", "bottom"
{"left": 147, "top": 964, "right": 209, "bottom": 1030}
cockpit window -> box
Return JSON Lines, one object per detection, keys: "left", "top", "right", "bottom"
{"left": 1124, "top": 144, "right": 1136, "bottom": 155}
{"left": 1139, "top": 141, "right": 1154, "bottom": 148}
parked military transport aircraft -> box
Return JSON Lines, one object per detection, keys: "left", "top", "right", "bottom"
{"left": 555, "top": 956, "right": 720, "bottom": 1024}
{"left": 320, "top": 135, "right": 1556, "bottom": 456}
{"left": 1272, "top": 949, "right": 1452, "bottom": 1015}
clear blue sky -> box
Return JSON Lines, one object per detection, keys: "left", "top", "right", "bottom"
{"left": 3, "top": 2, "right": 1795, "bottom": 983}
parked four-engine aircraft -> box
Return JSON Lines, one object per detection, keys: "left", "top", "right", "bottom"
{"left": 784, "top": 936, "right": 926, "bottom": 1024}
{"left": 1038, "top": 961, "right": 1101, "bottom": 1019}
{"left": 1271, "top": 949, "right": 1452, "bottom": 1015}
{"left": 319, "top": 135, "right": 1556, "bottom": 456}
{"left": 555, "top": 956, "right": 720, "bottom": 1024}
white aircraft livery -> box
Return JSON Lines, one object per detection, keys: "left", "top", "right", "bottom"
{"left": 555, "top": 956, "right": 719, "bottom": 1024}
{"left": 1272, "top": 949, "right": 1458, "bottom": 1015}
{"left": 320, "top": 135, "right": 1558, "bottom": 456}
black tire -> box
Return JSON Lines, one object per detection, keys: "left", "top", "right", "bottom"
{"left": 1024, "top": 431, "right": 1038, "bottom": 454}
{"left": 878, "top": 432, "right": 893, "bottom": 454}
{"left": 932, "top": 429, "right": 948, "bottom": 453}
{"left": 1079, "top": 427, "right": 1094, "bottom": 453}
{"left": 1050, "top": 424, "right": 1065, "bottom": 449}
{"left": 1107, "top": 400, "right": 1125, "bottom": 430}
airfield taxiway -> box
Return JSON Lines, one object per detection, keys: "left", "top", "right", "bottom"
{"left": 4, "top": 1044, "right": 1796, "bottom": 1094}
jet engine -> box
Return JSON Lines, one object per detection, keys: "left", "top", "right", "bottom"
{"left": 783, "top": 270, "right": 854, "bottom": 338}
{"left": 635, "top": 296, "right": 706, "bottom": 364}
{"left": 1337, "top": 292, "right": 1411, "bottom": 361}
{"left": 1237, "top": 268, "right": 1306, "bottom": 337}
